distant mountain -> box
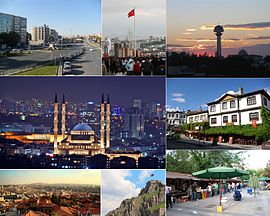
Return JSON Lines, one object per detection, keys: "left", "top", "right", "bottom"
{"left": 106, "top": 180, "right": 165, "bottom": 216}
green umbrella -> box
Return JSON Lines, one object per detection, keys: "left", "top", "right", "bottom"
{"left": 258, "top": 177, "right": 270, "bottom": 181}
{"left": 192, "top": 167, "right": 249, "bottom": 207}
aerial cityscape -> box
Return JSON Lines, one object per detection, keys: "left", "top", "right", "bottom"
{"left": 0, "top": 170, "right": 100, "bottom": 215}
{"left": 0, "top": 77, "right": 166, "bottom": 169}
{"left": 102, "top": 0, "right": 166, "bottom": 76}
{"left": 167, "top": 0, "right": 270, "bottom": 77}
{"left": 166, "top": 78, "right": 270, "bottom": 150}
{"left": 0, "top": 0, "right": 101, "bottom": 76}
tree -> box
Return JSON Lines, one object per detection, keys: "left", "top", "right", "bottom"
{"left": 167, "top": 150, "right": 246, "bottom": 174}
{"left": 0, "top": 31, "right": 20, "bottom": 47}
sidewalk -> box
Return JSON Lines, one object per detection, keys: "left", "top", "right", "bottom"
{"left": 167, "top": 190, "right": 270, "bottom": 216}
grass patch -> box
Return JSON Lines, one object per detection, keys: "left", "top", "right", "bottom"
{"left": 13, "top": 65, "right": 58, "bottom": 76}
{"left": 148, "top": 202, "right": 165, "bottom": 213}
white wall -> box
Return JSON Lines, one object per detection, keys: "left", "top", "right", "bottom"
{"left": 239, "top": 94, "right": 262, "bottom": 110}
{"left": 241, "top": 109, "right": 262, "bottom": 125}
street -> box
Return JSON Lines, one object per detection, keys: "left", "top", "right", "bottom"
{"left": 167, "top": 189, "right": 270, "bottom": 216}
{"left": 0, "top": 43, "right": 101, "bottom": 76}
{"left": 65, "top": 45, "right": 101, "bottom": 76}
{"left": 167, "top": 136, "right": 262, "bottom": 150}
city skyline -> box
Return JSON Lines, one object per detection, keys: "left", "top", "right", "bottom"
{"left": 0, "top": 77, "right": 165, "bottom": 106}
{"left": 102, "top": 0, "right": 165, "bottom": 39}
{"left": 167, "top": 0, "right": 270, "bottom": 56}
{"left": 0, "top": 170, "right": 100, "bottom": 185}
{"left": 0, "top": 0, "right": 101, "bottom": 36}
{"left": 167, "top": 78, "right": 270, "bottom": 110}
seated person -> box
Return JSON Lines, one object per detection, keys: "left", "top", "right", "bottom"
{"left": 233, "top": 190, "right": 242, "bottom": 201}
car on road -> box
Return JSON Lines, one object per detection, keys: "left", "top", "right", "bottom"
{"left": 64, "top": 61, "right": 71, "bottom": 67}
{"left": 63, "top": 65, "right": 72, "bottom": 74}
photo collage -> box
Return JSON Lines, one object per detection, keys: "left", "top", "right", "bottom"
{"left": 0, "top": 0, "right": 269, "bottom": 215}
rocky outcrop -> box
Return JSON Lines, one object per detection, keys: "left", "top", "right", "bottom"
{"left": 106, "top": 180, "right": 165, "bottom": 216}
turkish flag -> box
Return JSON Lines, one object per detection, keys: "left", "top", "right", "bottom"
{"left": 128, "top": 8, "right": 135, "bottom": 18}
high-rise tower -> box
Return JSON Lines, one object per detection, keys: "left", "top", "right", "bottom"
{"left": 53, "top": 93, "right": 58, "bottom": 154}
{"left": 61, "top": 94, "right": 66, "bottom": 140}
{"left": 214, "top": 25, "right": 224, "bottom": 58}
{"left": 106, "top": 94, "right": 111, "bottom": 148}
{"left": 100, "top": 93, "right": 105, "bottom": 149}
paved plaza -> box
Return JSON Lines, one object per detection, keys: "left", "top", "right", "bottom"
{"left": 167, "top": 189, "right": 270, "bottom": 216}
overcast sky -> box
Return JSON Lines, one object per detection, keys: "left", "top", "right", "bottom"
{"left": 102, "top": 0, "right": 166, "bottom": 39}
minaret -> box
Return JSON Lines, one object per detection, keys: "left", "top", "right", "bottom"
{"left": 61, "top": 94, "right": 66, "bottom": 140}
{"left": 214, "top": 24, "right": 224, "bottom": 58}
{"left": 100, "top": 93, "right": 105, "bottom": 149}
{"left": 53, "top": 93, "right": 58, "bottom": 154}
{"left": 106, "top": 94, "right": 111, "bottom": 149}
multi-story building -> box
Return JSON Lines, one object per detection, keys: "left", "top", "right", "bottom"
{"left": 124, "top": 108, "right": 144, "bottom": 139}
{"left": 166, "top": 110, "right": 186, "bottom": 126}
{"left": 31, "top": 24, "right": 58, "bottom": 44}
{"left": 186, "top": 110, "right": 208, "bottom": 124}
{"left": 207, "top": 88, "right": 270, "bottom": 127}
{"left": 0, "top": 12, "right": 27, "bottom": 44}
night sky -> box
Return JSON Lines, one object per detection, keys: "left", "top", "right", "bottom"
{"left": 0, "top": 77, "right": 165, "bottom": 106}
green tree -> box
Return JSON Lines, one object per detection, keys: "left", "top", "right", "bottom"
{"left": 0, "top": 31, "right": 20, "bottom": 47}
{"left": 167, "top": 150, "right": 246, "bottom": 174}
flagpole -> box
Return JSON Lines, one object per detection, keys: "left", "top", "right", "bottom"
{"left": 134, "top": 6, "right": 136, "bottom": 57}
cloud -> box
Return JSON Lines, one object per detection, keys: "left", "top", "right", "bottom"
{"left": 138, "top": 170, "right": 154, "bottom": 183}
{"left": 172, "top": 98, "right": 186, "bottom": 103}
{"left": 246, "top": 36, "right": 270, "bottom": 40}
{"left": 201, "top": 22, "right": 270, "bottom": 31}
{"left": 183, "top": 32, "right": 192, "bottom": 35}
{"left": 172, "top": 93, "right": 184, "bottom": 97}
{"left": 265, "top": 87, "right": 270, "bottom": 96}
{"left": 176, "top": 38, "right": 240, "bottom": 42}
{"left": 102, "top": 170, "right": 140, "bottom": 215}
{"left": 187, "top": 29, "right": 197, "bottom": 32}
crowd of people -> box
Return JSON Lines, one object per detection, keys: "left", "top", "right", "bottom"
{"left": 166, "top": 181, "right": 245, "bottom": 208}
{"left": 102, "top": 56, "right": 165, "bottom": 76}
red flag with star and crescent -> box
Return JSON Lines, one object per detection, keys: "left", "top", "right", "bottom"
{"left": 128, "top": 8, "right": 135, "bottom": 18}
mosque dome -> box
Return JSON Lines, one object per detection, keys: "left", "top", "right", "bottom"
{"left": 72, "top": 123, "right": 92, "bottom": 132}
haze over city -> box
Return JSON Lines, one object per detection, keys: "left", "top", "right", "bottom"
{"left": 0, "top": 170, "right": 100, "bottom": 185}
{"left": 103, "top": 0, "right": 166, "bottom": 39}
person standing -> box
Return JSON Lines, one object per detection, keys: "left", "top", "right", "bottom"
{"left": 141, "top": 57, "right": 153, "bottom": 76}
{"left": 125, "top": 58, "right": 134, "bottom": 75}
{"left": 133, "top": 58, "right": 142, "bottom": 76}
{"left": 166, "top": 186, "right": 173, "bottom": 208}
{"left": 191, "top": 182, "right": 197, "bottom": 201}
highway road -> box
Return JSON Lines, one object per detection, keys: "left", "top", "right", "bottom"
{"left": 0, "top": 42, "right": 101, "bottom": 76}
{"left": 64, "top": 44, "right": 101, "bottom": 76}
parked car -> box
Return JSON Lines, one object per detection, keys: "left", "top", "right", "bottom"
{"left": 63, "top": 65, "right": 72, "bottom": 74}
